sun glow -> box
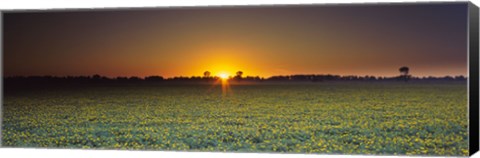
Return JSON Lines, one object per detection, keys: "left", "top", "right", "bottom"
{"left": 219, "top": 73, "right": 229, "bottom": 80}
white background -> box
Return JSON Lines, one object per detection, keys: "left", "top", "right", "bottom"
{"left": 0, "top": 0, "right": 478, "bottom": 158}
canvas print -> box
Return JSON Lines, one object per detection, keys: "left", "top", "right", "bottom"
{"left": 1, "top": 2, "right": 476, "bottom": 156}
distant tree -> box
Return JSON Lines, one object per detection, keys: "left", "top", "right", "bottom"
{"left": 236, "top": 71, "right": 243, "bottom": 78}
{"left": 129, "top": 76, "right": 141, "bottom": 82}
{"left": 203, "top": 71, "right": 211, "bottom": 78}
{"left": 399, "top": 66, "right": 410, "bottom": 82}
{"left": 455, "top": 75, "right": 466, "bottom": 81}
{"left": 116, "top": 76, "right": 129, "bottom": 82}
{"left": 235, "top": 71, "right": 243, "bottom": 80}
{"left": 145, "top": 75, "right": 164, "bottom": 82}
{"left": 92, "top": 74, "right": 101, "bottom": 80}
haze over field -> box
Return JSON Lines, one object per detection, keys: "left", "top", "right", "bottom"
{"left": 3, "top": 3, "right": 468, "bottom": 78}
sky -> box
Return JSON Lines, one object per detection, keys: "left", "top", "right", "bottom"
{"left": 3, "top": 2, "right": 469, "bottom": 78}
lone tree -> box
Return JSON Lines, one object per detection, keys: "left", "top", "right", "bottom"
{"left": 236, "top": 71, "right": 243, "bottom": 78}
{"left": 233, "top": 71, "right": 243, "bottom": 80}
{"left": 203, "top": 71, "right": 211, "bottom": 78}
{"left": 399, "top": 66, "right": 410, "bottom": 82}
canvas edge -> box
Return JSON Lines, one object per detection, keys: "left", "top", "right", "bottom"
{"left": 0, "top": 10, "right": 4, "bottom": 147}
{"left": 0, "top": 1, "right": 471, "bottom": 14}
{"left": 468, "top": 1, "right": 479, "bottom": 156}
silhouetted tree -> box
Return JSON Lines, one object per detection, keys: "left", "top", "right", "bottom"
{"left": 145, "top": 76, "right": 164, "bottom": 82}
{"left": 128, "top": 76, "right": 142, "bottom": 82}
{"left": 455, "top": 75, "right": 466, "bottom": 80}
{"left": 92, "top": 74, "right": 101, "bottom": 80}
{"left": 116, "top": 76, "right": 129, "bottom": 83}
{"left": 203, "top": 71, "right": 211, "bottom": 78}
{"left": 236, "top": 71, "right": 243, "bottom": 78}
{"left": 234, "top": 71, "right": 243, "bottom": 80}
{"left": 399, "top": 66, "right": 410, "bottom": 82}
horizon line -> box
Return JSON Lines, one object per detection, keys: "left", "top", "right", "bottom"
{"left": 3, "top": 73, "right": 469, "bottom": 79}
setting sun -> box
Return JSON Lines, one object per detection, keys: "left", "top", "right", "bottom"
{"left": 219, "top": 73, "right": 229, "bottom": 80}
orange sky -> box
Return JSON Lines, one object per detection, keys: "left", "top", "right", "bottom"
{"left": 3, "top": 3, "right": 469, "bottom": 78}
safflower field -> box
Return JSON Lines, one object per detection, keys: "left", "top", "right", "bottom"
{"left": 2, "top": 82, "right": 468, "bottom": 156}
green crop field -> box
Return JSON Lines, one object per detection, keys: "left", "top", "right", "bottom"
{"left": 1, "top": 82, "right": 468, "bottom": 156}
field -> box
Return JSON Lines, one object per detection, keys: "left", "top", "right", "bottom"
{"left": 2, "top": 82, "right": 468, "bottom": 156}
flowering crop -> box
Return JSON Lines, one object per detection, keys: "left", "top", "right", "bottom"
{"left": 2, "top": 82, "right": 468, "bottom": 156}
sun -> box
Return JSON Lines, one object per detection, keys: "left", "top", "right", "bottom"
{"left": 219, "top": 73, "right": 229, "bottom": 80}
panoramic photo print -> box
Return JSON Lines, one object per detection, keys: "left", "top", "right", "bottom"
{"left": 2, "top": 2, "right": 470, "bottom": 156}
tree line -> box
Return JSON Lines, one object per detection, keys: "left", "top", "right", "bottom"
{"left": 4, "top": 66, "right": 467, "bottom": 84}
{"left": 4, "top": 73, "right": 467, "bottom": 85}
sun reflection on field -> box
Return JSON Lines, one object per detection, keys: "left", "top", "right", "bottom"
{"left": 221, "top": 76, "right": 230, "bottom": 97}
